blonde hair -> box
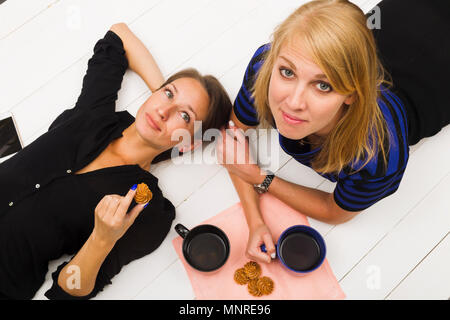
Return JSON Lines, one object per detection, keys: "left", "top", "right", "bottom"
{"left": 252, "top": 0, "right": 392, "bottom": 175}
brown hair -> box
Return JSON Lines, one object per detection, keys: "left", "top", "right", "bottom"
{"left": 151, "top": 68, "right": 232, "bottom": 164}
{"left": 252, "top": 0, "right": 392, "bottom": 175}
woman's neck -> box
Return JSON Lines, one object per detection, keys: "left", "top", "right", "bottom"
{"left": 110, "top": 123, "right": 160, "bottom": 171}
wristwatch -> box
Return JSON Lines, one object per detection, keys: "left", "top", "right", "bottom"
{"left": 253, "top": 171, "right": 275, "bottom": 194}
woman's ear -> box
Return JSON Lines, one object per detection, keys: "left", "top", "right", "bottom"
{"left": 344, "top": 93, "right": 356, "bottom": 105}
{"left": 177, "top": 139, "right": 202, "bottom": 153}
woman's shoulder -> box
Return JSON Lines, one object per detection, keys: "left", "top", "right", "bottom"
{"left": 242, "top": 43, "right": 271, "bottom": 90}
{"left": 248, "top": 43, "right": 271, "bottom": 70}
{"left": 377, "top": 86, "right": 410, "bottom": 170}
{"left": 253, "top": 43, "right": 271, "bottom": 59}
{"left": 348, "top": 102, "right": 409, "bottom": 182}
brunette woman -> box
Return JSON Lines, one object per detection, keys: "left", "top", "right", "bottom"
{"left": 0, "top": 23, "right": 232, "bottom": 299}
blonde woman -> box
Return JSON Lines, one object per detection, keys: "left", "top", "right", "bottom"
{"left": 218, "top": 0, "right": 450, "bottom": 263}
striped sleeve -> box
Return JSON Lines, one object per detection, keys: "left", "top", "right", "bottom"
{"left": 333, "top": 88, "right": 410, "bottom": 212}
{"left": 333, "top": 167, "right": 406, "bottom": 212}
{"left": 233, "top": 44, "right": 270, "bottom": 126}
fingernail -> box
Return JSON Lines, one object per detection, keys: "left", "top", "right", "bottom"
{"left": 271, "top": 253, "right": 276, "bottom": 259}
{"left": 131, "top": 184, "right": 138, "bottom": 190}
{"left": 144, "top": 202, "right": 149, "bottom": 208}
{"left": 229, "top": 120, "right": 235, "bottom": 127}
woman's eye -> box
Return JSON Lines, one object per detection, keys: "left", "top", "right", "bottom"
{"left": 280, "top": 68, "right": 295, "bottom": 78}
{"left": 181, "top": 111, "right": 190, "bottom": 123}
{"left": 316, "top": 82, "right": 332, "bottom": 92}
{"left": 164, "top": 88, "right": 173, "bottom": 99}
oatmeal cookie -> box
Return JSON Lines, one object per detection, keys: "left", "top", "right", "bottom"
{"left": 233, "top": 268, "right": 249, "bottom": 285}
{"left": 247, "top": 279, "right": 263, "bottom": 297}
{"left": 257, "top": 276, "right": 274, "bottom": 295}
{"left": 243, "top": 261, "right": 261, "bottom": 280}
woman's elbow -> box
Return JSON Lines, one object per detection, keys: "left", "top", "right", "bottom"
{"left": 111, "top": 22, "right": 127, "bottom": 28}
{"left": 57, "top": 269, "right": 94, "bottom": 298}
{"left": 325, "top": 193, "right": 361, "bottom": 225}
{"left": 110, "top": 22, "right": 128, "bottom": 33}
{"left": 329, "top": 214, "right": 356, "bottom": 225}
{"left": 328, "top": 209, "right": 361, "bottom": 225}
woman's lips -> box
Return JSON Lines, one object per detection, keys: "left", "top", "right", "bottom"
{"left": 145, "top": 113, "right": 161, "bottom": 131}
{"left": 281, "top": 110, "right": 306, "bottom": 125}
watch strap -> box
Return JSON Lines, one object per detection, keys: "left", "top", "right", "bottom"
{"left": 254, "top": 171, "right": 275, "bottom": 194}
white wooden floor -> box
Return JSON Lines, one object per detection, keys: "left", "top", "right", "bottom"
{"left": 1, "top": 0, "right": 449, "bottom": 300}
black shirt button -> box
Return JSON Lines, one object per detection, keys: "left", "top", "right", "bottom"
{"left": 35, "top": 184, "right": 40, "bottom": 189}
{"left": 67, "top": 169, "right": 72, "bottom": 174}
{"left": 9, "top": 202, "right": 13, "bottom": 207}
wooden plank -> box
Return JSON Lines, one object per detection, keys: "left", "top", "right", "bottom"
{"left": 0, "top": 0, "right": 162, "bottom": 113}
{"left": 325, "top": 126, "right": 450, "bottom": 282}
{"left": 0, "top": 0, "right": 56, "bottom": 40}
{"left": 386, "top": 233, "right": 450, "bottom": 300}
{"left": 339, "top": 172, "right": 450, "bottom": 299}
{"left": 134, "top": 259, "right": 195, "bottom": 300}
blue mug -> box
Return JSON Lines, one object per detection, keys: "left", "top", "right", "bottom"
{"left": 261, "top": 225, "right": 326, "bottom": 276}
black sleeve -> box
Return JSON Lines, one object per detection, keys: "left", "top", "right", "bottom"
{"left": 74, "top": 30, "right": 128, "bottom": 112}
{"left": 44, "top": 197, "right": 176, "bottom": 300}
{"left": 48, "top": 30, "right": 128, "bottom": 131}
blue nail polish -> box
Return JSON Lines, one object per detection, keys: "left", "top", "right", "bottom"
{"left": 131, "top": 184, "right": 138, "bottom": 190}
{"left": 144, "top": 202, "right": 149, "bottom": 208}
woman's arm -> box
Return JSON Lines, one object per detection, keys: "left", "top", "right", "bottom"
{"left": 57, "top": 187, "right": 147, "bottom": 297}
{"left": 57, "top": 232, "right": 114, "bottom": 297}
{"left": 219, "top": 112, "right": 276, "bottom": 263}
{"left": 267, "top": 176, "right": 360, "bottom": 225}
{"left": 227, "top": 171, "right": 277, "bottom": 263}
{"left": 110, "top": 23, "right": 164, "bottom": 92}
{"left": 229, "top": 157, "right": 359, "bottom": 226}
{"left": 224, "top": 119, "right": 360, "bottom": 225}
{"left": 227, "top": 112, "right": 264, "bottom": 227}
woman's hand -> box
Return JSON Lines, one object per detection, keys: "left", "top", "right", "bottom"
{"left": 216, "top": 120, "right": 265, "bottom": 185}
{"left": 92, "top": 186, "right": 147, "bottom": 246}
{"left": 110, "top": 23, "right": 165, "bottom": 92}
{"left": 246, "top": 222, "right": 276, "bottom": 264}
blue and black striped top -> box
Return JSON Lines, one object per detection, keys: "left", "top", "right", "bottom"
{"left": 234, "top": 44, "right": 410, "bottom": 212}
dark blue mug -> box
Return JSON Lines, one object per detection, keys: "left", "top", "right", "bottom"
{"left": 261, "top": 225, "right": 326, "bottom": 276}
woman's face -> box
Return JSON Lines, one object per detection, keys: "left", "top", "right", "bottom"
{"left": 135, "top": 77, "right": 210, "bottom": 151}
{"left": 268, "top": 40, "right": 354, "bottom": 140}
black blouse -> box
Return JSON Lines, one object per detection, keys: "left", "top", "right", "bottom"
{"left": 0, "top": 31, "right": 176, "bottom": 300}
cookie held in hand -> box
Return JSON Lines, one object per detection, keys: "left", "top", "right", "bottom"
{"left": 134, "top": 183, "right": 153, "bottom": 204}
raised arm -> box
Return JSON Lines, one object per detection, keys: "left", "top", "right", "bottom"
{"left": 110, "top": 23, "right": 165, "bottom": 92}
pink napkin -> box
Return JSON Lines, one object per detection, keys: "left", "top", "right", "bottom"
{"left": 172, "top": 193, "right": 345, "bottom": 300}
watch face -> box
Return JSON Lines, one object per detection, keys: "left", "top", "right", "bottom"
{"left": 254, "top": 185, "right": 266, "bottom": 194}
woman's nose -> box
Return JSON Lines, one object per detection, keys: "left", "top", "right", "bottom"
{"left": 157, "top": 104, "right": 174, "bottom": 121}
{"left": 286, "top": 84, "right": 306, "bottom": 110}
